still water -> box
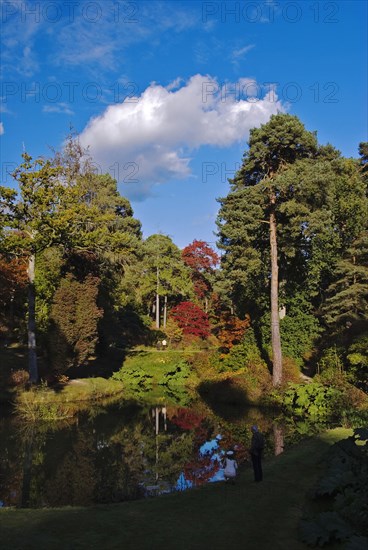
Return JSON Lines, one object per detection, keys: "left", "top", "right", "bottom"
{"left": 0, "top": 397, "right": 293, "bottom": 508}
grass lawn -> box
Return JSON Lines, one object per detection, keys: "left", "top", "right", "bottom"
{"left": 0, "top": 428, "right": 352, "bottom": 550}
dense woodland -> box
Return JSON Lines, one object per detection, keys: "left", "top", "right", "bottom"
{"left": 0, "top": 114, "right": 367, "bottom": 400}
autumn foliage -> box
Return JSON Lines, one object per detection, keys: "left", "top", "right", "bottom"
{"left": 170, "top": 301, "right": 210, "bottom": 338}
{"left": 182, "top": 240, "right": 219, "bottom": 271}
{"left": 0, "top": 255, "right": 28, "bottom": 307}
{"left": 182, "top": 240, "right": 219, "bottom": 301}
{"left": 216, "top": 313, "right": 250, "bottom": 353}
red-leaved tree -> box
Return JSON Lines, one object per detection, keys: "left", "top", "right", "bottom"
{"left": 170, "top": 301, "right": 210, "bottom": 338}
{"left": 182, "top": 240, "right": 219, "bottom": 304}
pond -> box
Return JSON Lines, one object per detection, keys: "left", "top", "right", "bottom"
{"left": 0, "top": 395, "right": 307, "bottom": 509}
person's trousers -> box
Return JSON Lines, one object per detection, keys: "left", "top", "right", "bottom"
{"left": 251, "top": 453, "right": 263, "bottom": 482}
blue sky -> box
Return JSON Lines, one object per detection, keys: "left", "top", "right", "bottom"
{"left": 1, "top": 0, "right": 367, "bottom": 249}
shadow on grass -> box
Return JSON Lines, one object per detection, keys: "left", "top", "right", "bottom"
{"left": 65, "top": 347, "right": 128, "bottom": 380}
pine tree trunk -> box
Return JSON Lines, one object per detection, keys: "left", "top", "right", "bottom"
{"left": 163, "top": 295, "right": 167, "bottom": 328}
{"left": 156, "top": 266, "right": 160, "bottom": 329}
{"left": 27, "top": 253, "right": 38, "bottom": 383}
{"left": 269, "top": 201, "right": 282, "bottom": 386}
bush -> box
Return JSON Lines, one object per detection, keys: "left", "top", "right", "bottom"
{"left": 280, "top": 309, "right": 321, "bottom": 368}
{"left": 215, "top": 313, "right": 249, "bottom": 353}
{"left": 8, "top": 369, "right": 29, "bottom": 387}
{"left": 281, "top": 356, "right": 301, "bottom": 384}
{"left": 163, "top": 317, "right": 183, "bottom": 346}
{"left": 282, "top": 382, "right": 342, "bottom": 421}
{"left": 212, "top": 328, "right": 265, "bottom": 374}
{"left": 300, "top": 429, "right": 368, "bottom": 547}
{"left": 112, "top": 367, "right": 153, "bottom": 392}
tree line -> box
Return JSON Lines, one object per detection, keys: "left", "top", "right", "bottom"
{"left": 1, "top": 115, "right": 367, "bottom": 389}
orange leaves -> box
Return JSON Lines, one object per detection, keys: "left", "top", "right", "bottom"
{"left": 216, "top": 313, "right": 250, "bottom": 352}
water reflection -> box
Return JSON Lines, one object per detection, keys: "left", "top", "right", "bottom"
{"left": 273, "top": 423, "right": 285, "bottom": 456}
{"left": 0, "top": 400, "right": 289, "bottom": 508}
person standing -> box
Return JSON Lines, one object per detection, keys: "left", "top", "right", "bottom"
{"left": 250, "top": 425, "right": 265, "bottom": 482}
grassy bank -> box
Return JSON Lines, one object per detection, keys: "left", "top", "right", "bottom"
{"left": 12, "top": 348, "right": 201, "bottom": 419}
{"left": 0, "top": 428, "right": 352, "bottom": 550}
{"left": 14, "top": 377, "right": 125, "bottom": 421}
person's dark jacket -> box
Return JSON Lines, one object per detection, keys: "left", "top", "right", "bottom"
{"left": 250, "top": 432, "right": 265, "bottom": 456}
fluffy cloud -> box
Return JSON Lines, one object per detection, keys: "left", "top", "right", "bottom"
{"left": 79, "top": 74, "right": 284, "bottom": 199}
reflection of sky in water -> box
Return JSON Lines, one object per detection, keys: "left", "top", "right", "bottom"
{"left": 175, "top": 435, "right": 226, "bottom": 490}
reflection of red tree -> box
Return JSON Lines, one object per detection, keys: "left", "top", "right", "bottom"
{"left": 170, "top": 408, "right": 212, "bottom": 455}
{"left": 170, "top": 408, "right": 204, "bottom": 431}
{"left": 183, "top": 454, "right": 220, "bottom": 486}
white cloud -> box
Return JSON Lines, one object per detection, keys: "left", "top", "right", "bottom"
{"left": 43, "top": 103, "right": 75, "bottom": 115}
{"left": 79, "top": 74, "right": 284, "bottom": 199}
{"left": 231, "top": 44, "right": 255, "bottom": 62}
{"left": 0, "top": 122, "right": 4, "bottom": 135}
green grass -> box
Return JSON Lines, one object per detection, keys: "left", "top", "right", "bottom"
{"left": 0, "top": 428, "right": 352, "bottom": 550}
{"left": 111, "top": 348, "right": 199, "bottom": 405}
{"left": 123, "top": 348, "right": 198, "bottom": 371}
{"left": 15, "top": 378, "right": 125, "bottom": 421}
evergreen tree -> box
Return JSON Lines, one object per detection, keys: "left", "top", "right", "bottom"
{"left": 217, "top": 114, "right": 318, "bottom": 385}
{"left": 323, "top": 232, "right": 368, "bottom": 327}
{"left": 48, "top": 273, "right": 103, "bottom": 372}
{"left": 218, "top": 119, "right": 368, "bottom": 383}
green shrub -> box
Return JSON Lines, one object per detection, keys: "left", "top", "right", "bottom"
{"left": 158, "top": 360, "right": 191, "bottom": 387}
{"left": 346, "top": 335, "right": 368, "bottom": 391}
{"left": 259, "top": 295, "right": 322, "bottom": 368}
{"left": 300, "top": 428, "right": 368, "bottom": 547}
{"left": 317, "top": 346, "right": 345, "bottom": 376}
{"left": 112, "top": 367, "right": 153, "bottom": 392}
{"left": 212, "top": 328, "right": 265, "bottom": 373}
{"left": 282, "top": 382, "right": 342, "bottom": 421}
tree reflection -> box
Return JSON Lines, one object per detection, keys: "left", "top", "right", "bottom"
{"left": 0, "top": 401, "right": 296, "bottom": 508}
{"left": 273, "top": 423, "right": 285, "bottom": 456}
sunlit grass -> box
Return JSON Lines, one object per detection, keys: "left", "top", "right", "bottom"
{"left": 15, "top": 378, "right": 125, "bottom": 421}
